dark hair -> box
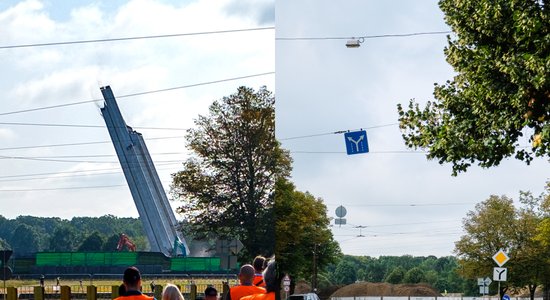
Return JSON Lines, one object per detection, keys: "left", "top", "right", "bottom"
{"left": 118, "top": 284, "right": 127, "bottom": 296}
{"left": 252, "top": 256, "right": 266, "bottom": 272}
{"left": 263, "top": 259, "right": 277, "bottom": 293}
{"left": 204, "top": 286, "right": 217, "bottom": 296}
{"left": 123, "top": 267, "right": 141, "bottom": 286}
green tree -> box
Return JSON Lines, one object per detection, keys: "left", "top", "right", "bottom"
{"left": 454, "top": 195, "right": 516, "bottom": 296}
{"left": 9, "top": 224, "right": 40, "bottom": 254}
{"left": 403, "top": 266, "right": 426, "bottom": 284}
{"left": 103, "top": 234, "right": 120, "bottom": 251}
{"left": 397, "top": 0, "right": 550, "bottom": 175}
{"left": 77, "top": 231, "right": 105, "bottom": 251}
{"left": 275, "top": 178, "right": 341, "bottom": 290}
{"left": 49, "top": 224, "right": 78, "bottom": 252}
{"left": 172, "top": 86, "right": 291, "bottom": 259}
{"left": 333, "top": 259, "right": 357, "bottom": 284}
{"left": 454, "top": 192, "right": 550, "bottom": 299}
{"left": 385, "top": 266, "right": 406, "bottom": 284}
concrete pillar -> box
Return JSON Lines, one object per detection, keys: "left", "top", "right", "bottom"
{"left": 190, "top": 283, "right": 197, "bottom": 300}
{"left": 34, "top": 286, "right": 45, "bottom": 300}
{"left": 60, "top": 285, "right": 71, "bottom": 300}
{"left": 87, "top": 286, "right": 97, "bottom": 300}
{"left": 112, "top": 285, "right": 120, "bottom": 299}
{"left": 6, "top": 287, "right": 17, "bottom": 300}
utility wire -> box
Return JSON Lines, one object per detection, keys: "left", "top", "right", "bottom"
{"left": 328, "top": 202, "right": 475, "bottom": 207}
{"left": 0, "top": 27, "right": 275, "bottom": 49}
{"left": 0, "top": 161, "right": 179, "bottom": 179}
{"left": 0, "top": 154, "right": 183, "bottom": 164}
{"left": 0, "top": 184, "right": 127, "bottom": 192}
{"left": 0, "top": 165, "right": 180, "bottom": 183}
{"left": 0, "top": 122, "right": 188, "bottom": 131}
{"left": 0, "top": 72, "right": 274, "bottom": 116}
{"left": 0, "top": 135, "right": 183, "bottom": 151}
{"left": 279, "top": 123, "right": 397, "bottom": 140}
{"left": 276, "top": 30, "right": 451, "bottom": 41}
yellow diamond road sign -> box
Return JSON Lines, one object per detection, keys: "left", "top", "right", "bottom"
{"left": 493, "top": 249, "right": 510, "bottom": 267}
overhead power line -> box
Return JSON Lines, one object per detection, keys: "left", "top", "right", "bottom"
{"left": 0, "top": 184, "right": 126, "bottom": 192}
{"left": 0, "top": 122, "right": 187, "bottom": 131}
{"left": 0, "top": 27, "right": 274, "bottom": 49}
{"left": 0, "top": 135, "right": 183, "bottom": 151}
{"left": 279, "top": 123, "right": 398, "bottom": 140}
{"left": 0, "top": 72, "right": 274, "bottom": 116}
{"left": 276, "top": 30, "right": 451, "bottom": 41}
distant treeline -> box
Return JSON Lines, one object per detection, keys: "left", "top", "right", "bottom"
{"left": 323, "top": 255, "right": 477, "bottom": 295}
{"left": 0, "top": 215, "right": 147, "bottom": 255}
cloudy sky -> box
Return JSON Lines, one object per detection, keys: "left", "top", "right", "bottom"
{"left": 276, "top": 1, "right": 549, "bottom": 257}
{"left": 0, "top": 0, "right": 273, "bottom": 217}
{"left": 1, "top": 1, "right": 548, "bottom": 258}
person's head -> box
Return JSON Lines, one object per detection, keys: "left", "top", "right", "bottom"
{"left": 123, "top": 266, "right": 142, "bottom": 291}
{"left": 204, "top": 286, "right": 218, "bottom": 300}
{"left": 263, "top": 258, "right": 277, "bottom": 293}
{"left": 162, "top": 284, "right": 184, "bottom": 300}
{"left": 252, "top": 256, "right": 266, "bottom": 273}
{"left": 238, "top": 264, "right": 256, "bottom": 285}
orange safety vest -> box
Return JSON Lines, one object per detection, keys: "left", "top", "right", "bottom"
{"left": 241, "top": 292, "right": 275, "bottom": 300}
{"left": 229, "top": 285, "right": 266, "bottom": 300}
{"left": 253, "top": 274, "right": 265, "bottom": 287}
{"left": 115, "top": 291, "right": 154, "bottom": 300}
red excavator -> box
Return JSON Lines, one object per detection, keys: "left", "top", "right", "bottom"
{"left": 116, "top": 233, "right": 136, "bottom": 252}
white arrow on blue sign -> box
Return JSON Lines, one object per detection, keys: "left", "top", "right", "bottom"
{"left": 344, "top": 130, "right": 369, "bottom": 155}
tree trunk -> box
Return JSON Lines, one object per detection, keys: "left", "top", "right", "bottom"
{"left": 529, "top": 284, "right": 537, "bottom": 300}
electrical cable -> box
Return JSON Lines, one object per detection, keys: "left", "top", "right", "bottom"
{"left": 0, "top": 72, "right": 274, "bottom": 116}
{"left": 0, "top": 122, "right": 188, "bottom": 131}
{"left": 0, "top": 27, "right": 275, "bottom": 49}
{"left": 279, "top": 123, "right": 397, "bottom": 140}
{"left": 276, "top": 30, "right": 451, "bottom": 41}
{"left": 0, "top": 184, "right": 126, "bottom": 192}
{"left": 0, "top": 136, "right": 183, "bottom": 151}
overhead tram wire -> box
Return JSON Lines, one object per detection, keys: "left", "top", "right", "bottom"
{"left": 279, "top": 123, "right": 398, "bottom": 141}
{"left": 0, "top": 161, "right": 180, "bottom": 180}
{"left": 0, "top": 72, "right": 274, "bottom": 116}
{"left": 0, "top": 27, "right": 274, "bottom": 49}
{"left": 276, "top": 30, "right": 452, "bottom": 41}
{"left": 0, "top": 122, "right": 189, "bottom": 131}
{"left": 0, "top": 135, "right": 184, "bottom": 151}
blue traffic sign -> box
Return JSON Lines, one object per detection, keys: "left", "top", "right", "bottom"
{"left": 502, "top": 294, "right": 510, "bottom": 300}
{"left": 344, "top": 130, "right": 369, "bottom": 155}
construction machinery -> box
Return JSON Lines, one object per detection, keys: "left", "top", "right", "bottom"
{"left": 116, "top": 234, "right": 137, "bottom": 252}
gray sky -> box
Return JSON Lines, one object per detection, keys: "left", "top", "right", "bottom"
{"left": 1, "top": 0, "right": 547, "bottom": 259}
{"left": 275, "top": 0, "right": 549, "bottom": 257}
{"left": 0, "top": 0, "right": 273, "bottom": 218}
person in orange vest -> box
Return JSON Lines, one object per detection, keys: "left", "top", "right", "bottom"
{"left": 115, "top": 267, "right": 154, "bottom": 300}
{"left": 252, "top": 256, "right": 266, "bottom": 287}
{"left": 241, "top": 259, "right": 276, "bottom": 300}
{"left": 227, "top": 264, "right": 266, "bottom": 300}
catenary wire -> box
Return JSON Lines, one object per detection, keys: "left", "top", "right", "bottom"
{"left": 0, "top": 122, "right": 188, "bottom": 131}
{"left": 0, "top": 27, "right": 275, "bottom": 49}
{"left": 0, "top": 72, "right": 274, "bottom": 116}
{"left": 276, "top": 30, "right": 452, "bottom": 41}
{"left": 279, "top": 123, "right": 397, "bottom": 140}
{"left": 0, "top": 136, "right": 184, "bottom": 151}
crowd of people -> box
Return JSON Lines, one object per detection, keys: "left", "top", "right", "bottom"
{"left": 114, "top": 256, "right": 277, "bottom": 300}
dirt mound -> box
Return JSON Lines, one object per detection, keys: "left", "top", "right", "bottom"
{"left": 330, "top": 282, "right": 440, "bottom": 298}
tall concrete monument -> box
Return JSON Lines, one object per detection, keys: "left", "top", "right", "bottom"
{"left": 100, "top": 85, "right": 189, "bottom": 257}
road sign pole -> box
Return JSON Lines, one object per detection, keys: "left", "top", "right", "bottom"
{"left": 498, "top": 281, "right": 501, "bottom": 300}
